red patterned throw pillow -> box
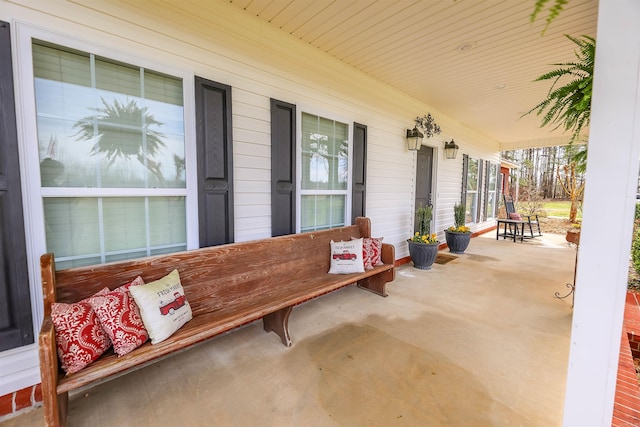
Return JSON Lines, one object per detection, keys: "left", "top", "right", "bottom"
{"left": 359, "top": 237, "right": 384, "bottom": 270}
{"left": 51, "top": 289, "right": 112, "bottom": 375}
{"left": 87, "top": 276, "right": 148, "bottom": 356}
{"left": 509, "top": 212, "right": 523, "bottom": 221}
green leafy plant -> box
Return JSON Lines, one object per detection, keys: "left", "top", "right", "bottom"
{"left": 523, "top": 34, "right": 595, "bottom": 145}
{"left": 632, "top": 228, "right": 640, "bottom": 274}
{"left": 411, "top": 204, "right": 438, "bottom": 244}
{"left": 446, "top": 203, "right": 471, "bottom": 233}
{"left": 415, "top": 204, "right": 433, "bottom": 236}
{"left": 453, "top": 203, "right": 465, "bottom": 228}
{"left": 530, "top": 0, "right": 569, "bottom": 34}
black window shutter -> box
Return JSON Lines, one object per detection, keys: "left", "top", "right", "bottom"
{"left": 195, "top": 76, "right": 234, "bottom": 247}
{"left": 0, "top": 21, "right": 34, "bottom": 351}
{"left": 461, "top": 154, "right": 469, "bottom": 212}
{"left": 351, "top": 122, "right": 367, "bottom": 223}
{"left": 270, "top": 99, "right": 296, "bottom": 237}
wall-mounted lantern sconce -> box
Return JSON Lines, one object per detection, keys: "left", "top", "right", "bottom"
{"left": 406, "top": 127, "right": 424, "bottom": 151}
{"left": 444, "top": 139, "right": 459, "bottom": 159}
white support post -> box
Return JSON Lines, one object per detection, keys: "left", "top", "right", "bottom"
{"left": 563, "top": 1, "right": 640, "bottom": 425}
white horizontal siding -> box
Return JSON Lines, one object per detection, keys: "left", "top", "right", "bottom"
{"left": 0, "top": 0, "right": 501, "bottom": 394}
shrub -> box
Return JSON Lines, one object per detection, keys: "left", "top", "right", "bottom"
{"left": 453, "top": 203, "right": 465, "bottom": 228}
{"left": 415, "top": 204, "right": 433, "bottom": 236}
{"left": 518, "top": 186, "right": 547, "bottom": 217}
{"left": 632, "top": 228, "right": 640, "bottom": 274}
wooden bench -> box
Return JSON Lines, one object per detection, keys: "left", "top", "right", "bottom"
{"left": 38, "top": 217, "right": 395, "bottom": 427}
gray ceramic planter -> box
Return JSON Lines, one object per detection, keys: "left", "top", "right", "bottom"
{"left": 407, "top": 240, "right": 439, "bottom": 270}
{"left": 444, "top": 231, "right": 471, "bottom": 254}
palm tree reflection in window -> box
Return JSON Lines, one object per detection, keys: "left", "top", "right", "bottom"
{"left": 307, "top": 132, "right": 348, "bottom": 189}
{"left": 74, "top": 98, "right": 184, "bottom": 187}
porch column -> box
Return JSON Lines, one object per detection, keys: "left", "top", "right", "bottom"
{"left": 563, "top": 0, "right": 640, "bottom": 425}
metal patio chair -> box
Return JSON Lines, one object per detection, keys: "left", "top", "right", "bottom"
{"left": 503, "top": 195, "right": 542, "bottom": 239}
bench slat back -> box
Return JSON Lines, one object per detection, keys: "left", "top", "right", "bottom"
{"left": 45, "top": 223, "right": 369, "bottom": 317}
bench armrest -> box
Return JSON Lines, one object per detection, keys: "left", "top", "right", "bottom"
{"left": 39, "top": 316, "right": 65, "bottom": 426}
{"left": 381, "top": 243, "right": 395, "bottom": 266}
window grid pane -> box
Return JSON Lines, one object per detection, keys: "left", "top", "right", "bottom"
{"left": 465, "top": 157, "right": 481, "bottom": 224}
{"left": 34, "top": 40, "right": 187, "bottom": 268}
{"left": 301, "top": 195, "right": 346, "bottom": 232}
{"left": 300, "top": 112, "right": 349, "bottom": 232}
{"left": 44, "top": 196, "right": 186, "bottom": 268}
{"left": 34, "top": 41, "right": 185, "bottom": 190}
{"left": 485, "top": 163, "right": 498, "bottom": 219}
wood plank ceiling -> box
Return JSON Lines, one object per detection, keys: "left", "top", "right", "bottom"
{"left": 226, "top": 0, "right": 599, "bottom": 148}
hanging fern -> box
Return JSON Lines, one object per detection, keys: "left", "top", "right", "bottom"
{"left": 522, "top": 34, "right": 594, "bottom": 145}
{"left": 530, "top": 0, "right": 569, "bottom": 34}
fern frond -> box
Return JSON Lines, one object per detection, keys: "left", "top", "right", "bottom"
{"left": 521, "top": 34, "right": 594, "bottom": 144}
{"left": 545, "top": 0, "right": 568, "bottom": 31}
{"left": 530, "top": 0, "right": 551, "bottom": 23}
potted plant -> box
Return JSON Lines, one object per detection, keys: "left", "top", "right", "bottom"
{"left": 407, "top": 205, "right": 440, "bottom": 270}
{"left": 444, "top": 203, "right": 471, "bottom": 254}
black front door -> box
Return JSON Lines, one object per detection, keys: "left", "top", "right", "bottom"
{"left": 414, "top": 146, "right": 433, "bottom": 233}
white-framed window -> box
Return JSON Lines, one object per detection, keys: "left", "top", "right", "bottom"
{"left": 485, "top": 162, "right": 499, "bottom": 220}
{"left": 30, "top": 39, "right": 192, "bottom": 269}
{"left": 298, "top": 112, "right": 351, "bottom": 232}
{"left": 465, "top": 157, "right": 480, "bottom": 224}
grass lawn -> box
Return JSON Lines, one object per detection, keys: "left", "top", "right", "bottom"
{"left": 542, "top": 200, "right": 582, "bottom": 219}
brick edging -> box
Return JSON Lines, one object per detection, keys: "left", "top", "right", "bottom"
{"left": 612, "top": 291, "right": 640, "bottom": 426}
{"left": 0, "top": 384, "right": 42, "bottom": 421}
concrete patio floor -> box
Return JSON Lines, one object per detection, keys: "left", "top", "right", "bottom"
{"left": 2, "top": 232, "right": 576, "bottom": 426}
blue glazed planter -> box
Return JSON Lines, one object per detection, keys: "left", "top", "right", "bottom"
{"left": 445, "top": 231, "right": 471, "bottom": 254}
{"left": 407, "top": 240, "right": 439, "bottom": 270}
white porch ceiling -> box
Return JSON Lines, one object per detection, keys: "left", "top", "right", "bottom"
{"left": 223, "top": 0, "right": 598, "bottom": 149}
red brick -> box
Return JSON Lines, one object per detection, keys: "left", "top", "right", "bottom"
{"left": 14, "top": 387, "right": 31, "bottom": 411}
{"left": 613, "top": 414, "right": 640, "bottom": 427}
{"left": 618, "top": 371, "right": 637, "bottom": 382}
{"left": 616, "top": 382, "right": 640, "bottom": 397}
{"left": 0, "top": 393, "right": 13, "bottom": 417}
{"left": 614, "top": 405, "right": 640, "bottom": 420}
{"left": 613, "top": 410, "right": 640, "bottom": 425}
{"left": 614, "top": 294, "right": 640, "bottom": 424}
{"left": 33, "top": 384, "right": 42, "bottom": 403}
{"left": 613, "top": 395, "right": 640, "bottom": 412}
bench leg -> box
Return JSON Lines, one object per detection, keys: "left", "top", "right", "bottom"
{"left": 43, "top": 391, "right": 67, "bottom": 427}
{"left": 357, "top": 274, "right": 389, "bottom": 297}
{"left": 263, "top": 306, "right": 293, "bottom": 347}
{"left": 58, "top": 392, "right": 68, "bottom": 427}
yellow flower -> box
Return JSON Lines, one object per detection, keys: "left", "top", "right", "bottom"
{"left": 410, "top": 232, "right": 439, "bottom": 244}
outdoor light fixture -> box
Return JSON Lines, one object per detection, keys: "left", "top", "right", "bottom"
{"left": 444, "top": 139, "right": 459, "bottom": 159}
{"left": 406, "top": 127, "right": 424, "bottom": 151}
